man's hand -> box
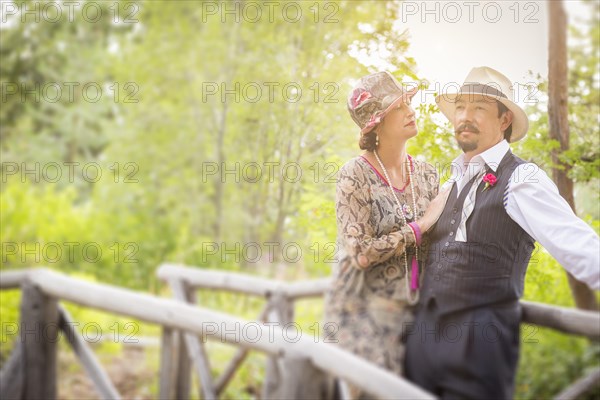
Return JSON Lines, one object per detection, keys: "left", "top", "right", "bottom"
{"left": 417, "top": 186, "right": 452, "bottom": 233}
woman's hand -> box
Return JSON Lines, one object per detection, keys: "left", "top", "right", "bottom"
{"left": 416, "top": 186, "right": 452, "bottom": 233}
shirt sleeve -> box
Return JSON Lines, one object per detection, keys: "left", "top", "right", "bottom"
{"left": 505, "top": 163, "right": 600, "bottom": 290}
{"left": 335, "top": 160, "right": 416, "bottom": 270}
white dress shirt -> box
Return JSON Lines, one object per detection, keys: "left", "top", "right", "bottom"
{"left": 442, "top": 140, "right": 600, "bottom": 291}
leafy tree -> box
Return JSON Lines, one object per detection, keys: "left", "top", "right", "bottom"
{"left": 1, "top": 0, "right": 136, "bottom": 192}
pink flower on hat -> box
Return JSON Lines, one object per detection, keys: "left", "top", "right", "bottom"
{"left": 363, "top": 113, "right": 382, "bottom": 131}
{"left": 350, "top": 88, "right": 372, "bottom": 110}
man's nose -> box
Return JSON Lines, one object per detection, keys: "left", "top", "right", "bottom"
{"left": 456, "top": 107, "right": 473, "bottom": 124}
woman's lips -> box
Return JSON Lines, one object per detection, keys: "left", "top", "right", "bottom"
{"left": 405, "top": 121, "right": 416, "bottom": 127}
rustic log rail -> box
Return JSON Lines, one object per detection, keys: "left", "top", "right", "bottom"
{"left": 157, "top": 263, "right": 600, "bottom": 400}
{"left": 156, "top": 264, "right": 600, "bottom": 339}
{"left": 0, "top": 268, "right": 434, "bottom": 400}
{"left": 1, "top": 266, "right": 599, "bottom": 399}
{"left": 156, "top": 263, "right": 334, "bottom": 399}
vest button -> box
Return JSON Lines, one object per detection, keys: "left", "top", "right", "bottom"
{"left": 445, "top": 242, "right": 449, "bottom": 247}
{"left": 450, "top": 219, "right": 456, "bottom": 224}
{"left": 452, "top": 208, "right": 458, "bottom": 213}
{"left": 434, "top": 275, "right": 441, "bottom": 281}
{"left": 449, "top": 232, "right": 454, "bottom": 237}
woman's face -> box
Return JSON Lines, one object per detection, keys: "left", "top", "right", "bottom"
{"left": 378, "top": 96, "right": 417, "bottom": 141}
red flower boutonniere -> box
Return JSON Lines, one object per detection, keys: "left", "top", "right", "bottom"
{"left": 482, "top": 173, "right": 497, "bottom": 191}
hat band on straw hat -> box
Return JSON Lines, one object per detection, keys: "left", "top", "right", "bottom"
{"left": 435, "top": 66, "right": 529, "bottom": 142}
{"left": 458, "top": 83, "right": 508, "bottom": 99}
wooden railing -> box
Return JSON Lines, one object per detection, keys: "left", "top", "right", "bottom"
{"left": 1, "top": 266, "right": 599, "bottom": 400}
{"left": 156, "top": 263, "right": 334, "bottom": 399}
{"left": 156, "top": 264, "right": 600, "bottom": 400}
{"left": 0, "top": 268, "right": 434, "bottom": 400}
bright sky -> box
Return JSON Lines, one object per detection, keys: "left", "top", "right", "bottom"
{"left": 397, "top": 0, "right": 590, "bottom": 107}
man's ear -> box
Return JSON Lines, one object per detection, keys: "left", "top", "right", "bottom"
{"left": 501, "top": 109, "right": 513, "bottom": 131}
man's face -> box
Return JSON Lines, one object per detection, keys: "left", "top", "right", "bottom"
{"left": 453, "top": 94, "right": 512, "bottom": 154}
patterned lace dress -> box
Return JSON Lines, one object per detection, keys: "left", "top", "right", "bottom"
{"left": 323, "top": 154, "right": 439, "bottom": 381}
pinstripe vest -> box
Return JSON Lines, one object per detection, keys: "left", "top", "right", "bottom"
{"left": 421, "top": 151, "right": 535, "bottom": 315}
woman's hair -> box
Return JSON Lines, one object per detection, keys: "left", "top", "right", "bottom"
{"left": 359, "top": 130, "right": 378, "bottom": 151}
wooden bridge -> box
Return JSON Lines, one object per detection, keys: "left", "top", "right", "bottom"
{"left": 0, "top": 265, "right": 599, "bottom": 399}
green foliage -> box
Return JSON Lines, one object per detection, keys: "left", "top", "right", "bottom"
{"left": 1, "top": 1, "right": 598, "bottom": 398}
{"left": 0, "top": 290, "right": 21, "bottom": 364}
{"left": 0, "top": 0, "right": 134, "bottom": 194}
{"left": 0, "top": 180, "right": 171, "bottom": 290}
{"left": 409, "top": 102, "right": 459, "bottom": 185}
{"left": 513, "top": 0, "right": 599, "bottom": 218}
{"left": 517, "top": 246, "right": 600, "bottom": 399}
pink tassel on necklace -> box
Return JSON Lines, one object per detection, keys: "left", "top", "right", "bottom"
{"left": 410, "top": 256, "right": 419, "bottom": 290}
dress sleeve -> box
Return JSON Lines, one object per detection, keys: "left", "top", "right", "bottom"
{"left": 335, "top": 160, "right": 416, "bottom": 270}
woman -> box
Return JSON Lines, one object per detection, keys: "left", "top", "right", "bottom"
{"left": 323, "top": 71, "right": 448, "bottom": 398}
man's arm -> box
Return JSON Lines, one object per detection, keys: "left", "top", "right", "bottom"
{"left": 504, "top": 163, "right": 600, "bottom": 290}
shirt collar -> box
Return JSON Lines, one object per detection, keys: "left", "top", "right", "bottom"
{"left": 452, "top": 139, "right": 510, "bottom": 170}
{"left": 447, "top": 140, "right": 511, "bottom": 185}
{"left": 476, "top": 139, "right": 510, "bottom": 172}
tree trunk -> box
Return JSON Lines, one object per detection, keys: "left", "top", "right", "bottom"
{"left": 212, "top": 4, "right": 242, "bottom": 243}
{"left": 548, "top": 0, "right": 598, "bottom": 311}
{"left": 213, "top": 100, "right": 227, "bottom": 243}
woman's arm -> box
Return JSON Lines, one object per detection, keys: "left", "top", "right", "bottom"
{"left": 416, "top": 161, "right": 449, "bottom": 233}
{"left": 336, "top": 161, "right": 416, "bottom": 270}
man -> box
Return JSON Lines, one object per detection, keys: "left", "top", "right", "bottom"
{"left": 405, "top": 66, "right": 600, "bottom": 399}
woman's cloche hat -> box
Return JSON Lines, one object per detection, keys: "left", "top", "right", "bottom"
{"left": 347, "top": 71, "right": 419, "bottom": 135}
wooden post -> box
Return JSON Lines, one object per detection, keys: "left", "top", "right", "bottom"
{"left": 170, "top": 280, "right": 216, "bottom": 400}
{"left": 278, "top": 355, "right": 330, "bottom": 400}
{"left": 159, "top": 327, "right": 178, "bottom": 399}
{"left": 22, "top": 279, "right": 59, "bottom": 399}
{"left": 175, "top": 331, "right": 192, "bottom": 400}
{"left": 159, "top": 281, "right": 193, "bottom": 400}
{"left": 262, "top": 291, "right": 294, "bottom": 399}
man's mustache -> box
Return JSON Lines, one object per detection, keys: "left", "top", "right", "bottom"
{"left": 455, "top": 124, "right": 480, "bottom": 134}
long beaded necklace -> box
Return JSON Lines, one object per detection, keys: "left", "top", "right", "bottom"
{"left": 373, "top": 150, "right": 420, "bottom": 305}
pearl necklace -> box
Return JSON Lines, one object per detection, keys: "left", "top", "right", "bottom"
{"left": 373, "top": 150, "right": 420, "bottom": 305}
